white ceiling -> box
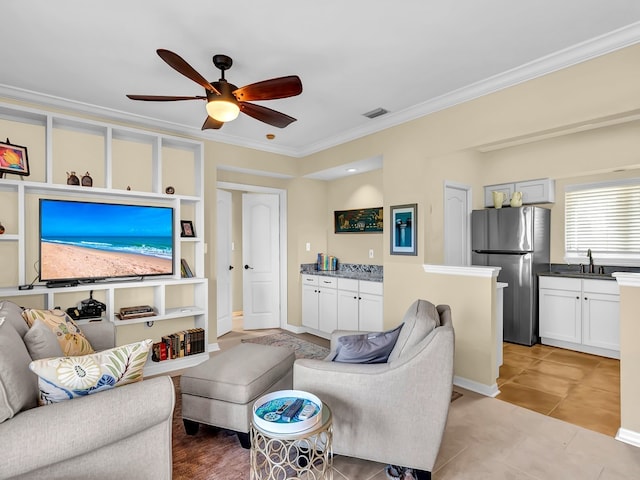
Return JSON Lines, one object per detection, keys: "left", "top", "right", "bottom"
{"left": 3, "top": 1, "right": 640, "bottom": 162}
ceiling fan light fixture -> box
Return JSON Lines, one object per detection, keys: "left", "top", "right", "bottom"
{"left": 206, "top": 99, "right": 240, "bottom": 122}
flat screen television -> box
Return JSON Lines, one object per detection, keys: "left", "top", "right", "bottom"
{"left": 39, "top": 198, "right": 174, "bottom": 283}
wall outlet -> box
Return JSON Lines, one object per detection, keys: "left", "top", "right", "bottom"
{"left": 369, "top": 249, "right": 374, "bottom": 259}
{"left": 306, "top": 242, "right": 311, "bottom": 252}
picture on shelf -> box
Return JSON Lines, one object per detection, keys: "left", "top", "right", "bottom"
{"left": 181, "top": 220, "right": 196, "bottom": 237}
{"left": 0, "top": 139, "right": 29, "bottom": 177}
{"left": 390, "top": 203, "right": 417, "bottom": 256}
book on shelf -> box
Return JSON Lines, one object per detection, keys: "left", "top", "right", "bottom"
{"left": 153, "top": 328, "right": 205, "bottom": 362}
{"left": 180, "top": 258, "right": 194, "bottom": 278}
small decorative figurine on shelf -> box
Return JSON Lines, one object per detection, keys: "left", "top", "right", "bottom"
{"left": 126, "top": 186, "right": 131, "bottom": 191}
{"left": 0, "top": 221, "right": 5, "bottom": 235}
{"left": 165, "top": 186, "right": 175, "bottom": 195}
{"left": 66, "top": 171, "right": 80, "bottom": 185}
{"left": 81, "top": 172, "right": 93, "bottom": 187}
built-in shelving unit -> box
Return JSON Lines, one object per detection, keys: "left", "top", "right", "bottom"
{"left": 0, "top": 102, "right": 208, "bottom": 376}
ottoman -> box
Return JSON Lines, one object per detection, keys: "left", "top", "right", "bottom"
{"left": 180, "top": 342, "right": 295, "bottom": 448}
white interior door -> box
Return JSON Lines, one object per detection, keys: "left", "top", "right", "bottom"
{"left": 444, "top": 181, "right": 472, "bottom": 266}
{"left": 242, "top": 193, "right": 280, "bottom": 330}
{"left": 216, "top": 189, "right": 233, "bottom": 337}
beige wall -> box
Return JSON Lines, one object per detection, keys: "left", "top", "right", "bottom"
{"left": 619, "top": 283, "right": 640, "bottom": 435}
{"left": 384, "top": 264, "right": 497, "bottom": 387}
{"left": 327, "top": 169, "right": 384, "bottom": 264}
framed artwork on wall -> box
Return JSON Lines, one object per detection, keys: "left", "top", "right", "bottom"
{"left": 390, "top": 204, "right": 417, "bottom": 255}
{"left": 334, "top": 207, "right": 383, "bottom": 233}
{"left": 0, "top": 139, "right": 30, "bottom": 177}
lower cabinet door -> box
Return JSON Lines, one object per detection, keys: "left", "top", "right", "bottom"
{"left": 358, "top": 293, "right": 383, "bottom": 332}
{"left": 539, "top": 288, "right": 581, "bottom": 343}
{"left": 318, "top": 287, "right": 338, "bottom": 334}
{"left": 301, "top": 284, "right": 319, "bottom": 330}
{"left": 583, "top": 293, "right": 620, "bottom": 351}
{"left": 337, "top": 289, "right": 359, "bottom": 331}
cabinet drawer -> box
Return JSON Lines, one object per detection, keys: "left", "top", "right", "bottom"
{"left": 301, "top": 274, "right": 319, "bottom": 286}
{"left": 317, "top": 277, "right": 338, "bottom": 289}
{"left": 539, "top": 276, "right": 580, "bottom": 291}
{"left": 359, "top": 280, "right": 383, "bottom": 295}
{"left": 583, "top": 279, "right": 619, "bottom": 295}
{"left": 337, "top": 278, "right": 358, "bottom": 291}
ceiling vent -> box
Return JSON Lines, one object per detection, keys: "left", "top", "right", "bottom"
{"left": 362, "top": 107, "right": 389, "bottom": 119}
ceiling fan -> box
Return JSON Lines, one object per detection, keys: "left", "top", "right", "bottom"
{"left": 127, "top": 49, "right": 303, "bottom": 130}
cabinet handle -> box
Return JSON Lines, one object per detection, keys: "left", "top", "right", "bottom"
{"left": 584, "top": 297, "right": 588, "bottom": 300}
{"left": 576, "top": 296, "right": 579, "bottom": 299}
{"left": 353, "top": 296, "right": 357, "bottom": 299}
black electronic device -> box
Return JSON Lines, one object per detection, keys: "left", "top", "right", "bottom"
{"left": 67, "top": 290, "right": 106, "bottom": 320}
{"left": 282, "top": 398, "right": 305, "bottom": 422}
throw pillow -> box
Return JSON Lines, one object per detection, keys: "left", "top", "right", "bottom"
{"left": 22, "top": 308, "right": 94, "bottom": 356}
{"left": 332, "top": 324, "right": 403, "bottom": 364}
{"left": 24, "top": 319, "right": 65, "bottom": 360}
{"left": 0, "top": 317, "right": 39, "bottom": 422}
{"left": 29, "top": 339, "right": 152, "bottom": 405}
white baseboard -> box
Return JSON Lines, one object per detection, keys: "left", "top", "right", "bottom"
{"left": 454, "top": 376, "right": 500, "bottom": 397}
{"left": 283, "top": 324, "right": 306, "bottom": 334}
{"left": 208, "top": 342, "right": 220, "bottom": 352}
{"left": 616, "top": 428, "right": 640, "bottom": 448}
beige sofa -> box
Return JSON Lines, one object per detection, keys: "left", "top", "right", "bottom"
{"left": 293, "top": 300, "right": 454, "bottom": 480}
{"left": 0, "top": 300, "right": 175, "bottom": 480}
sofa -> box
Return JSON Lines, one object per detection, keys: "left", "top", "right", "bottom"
{"left": 293, "top": 299, "right": 455, "bottom": 479}
{"left": 0, "top": 300, "right": 175, "bottom": 480}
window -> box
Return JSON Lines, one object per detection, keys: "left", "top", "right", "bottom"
{"left": 565, "top": 179, "right": 640, "bottom": 265}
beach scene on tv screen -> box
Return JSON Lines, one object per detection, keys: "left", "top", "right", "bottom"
{"left": 40, "top": 200, "right": 173, "bottom": 281}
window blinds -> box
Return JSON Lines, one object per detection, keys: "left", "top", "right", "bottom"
{"left": 565, "top": 181, "right": 640, "bottom": 258}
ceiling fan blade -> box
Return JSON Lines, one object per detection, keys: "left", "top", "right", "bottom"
{"left": 240, "top": 102, "right": 297, "bottom": 128}
{"left": 156, "top": 49, "right": 221, "bottom": 95}
{"left": 127, "top": 94, "right": 206, "bottom": 101}
{"left": 202, "top": 116, "right": 224, "bottom": 130}
{"left": 234, "top": 76, "right": 302, "bottom": 102}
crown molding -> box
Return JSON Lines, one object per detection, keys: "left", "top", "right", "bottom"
{"left": 297, "top": 21, "right": 640, "bottom": 157}
{"left": 1, "top": 21, "right": 639, "bottom": 159}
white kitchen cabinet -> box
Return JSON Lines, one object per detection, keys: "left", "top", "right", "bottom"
{"left": 336, "top": 278, "right": 383, "bottom": 332}
{"left": 484, "top": 178, "right": 555, "bottom": 207}
{"left": 516, "top": 178, "right": 556, "bottom": 205}
{"left": 302, "top": 274, "right": 383, "bottom": 336}
{"left": 301, "top": 274, "right": 338, "bottom": 335}
{"left": 539, "top": 276, "right": 619, "bottom": 358}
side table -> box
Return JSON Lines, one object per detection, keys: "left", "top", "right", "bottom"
{"left": 250, "top": 404, "right": 333, "bottom": 480}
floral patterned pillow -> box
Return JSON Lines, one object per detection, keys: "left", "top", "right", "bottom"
{"left": 22, "top": 308, "right": 94, "bottom": 356}
{"left": 29, "top": 339, "right": 152, "bottom": 405}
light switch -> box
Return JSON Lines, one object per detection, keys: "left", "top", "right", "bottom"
{"left": 306, "top": 242, "right": 311, "bottom": 251}
{"left": 369, "top": 249, "right": 374, "bottom": 259}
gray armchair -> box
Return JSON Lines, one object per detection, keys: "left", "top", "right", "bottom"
{"left": 293, "top": 300, "right": 454, "bottom": 480}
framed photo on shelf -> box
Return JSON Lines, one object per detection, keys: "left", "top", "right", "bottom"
{"left": 0, "top": 140, "right": 30, "bottom": 177}
{"left": 390, "top": 203, "right": 417, "bottom": 256}
{"left": 180, "top": 220, "right": 196, "bottom": 238}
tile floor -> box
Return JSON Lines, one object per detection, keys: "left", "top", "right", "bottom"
{"left": 497, "top": 342, "right": 620, "bottom": 436}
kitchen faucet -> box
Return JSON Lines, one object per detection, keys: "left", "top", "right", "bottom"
{"left": 587, "top": 248, "right": 595, "bottom": 273}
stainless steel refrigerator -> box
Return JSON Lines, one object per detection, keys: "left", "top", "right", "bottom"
{"left": 471, "top": 206, "right": 550, "bottom": 346}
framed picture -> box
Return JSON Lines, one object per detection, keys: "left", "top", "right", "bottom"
{"left": 390, "top": 204, "right": 417, "bottom": 255}
{"left": 180, "top": 220, "right": 196, "bottom": 237}
{"left": 334, "top": 207, "right": 383, "bottom": 233}
{"left": 0, "top": 140, "right": 30, "bottom": 177}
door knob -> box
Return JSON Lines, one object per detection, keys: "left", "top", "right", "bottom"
{"left": 244, "top": 265, "right": 253, "bottom": 270}
{"left": 228, "top": 265, "right": 234, "bottom": 270}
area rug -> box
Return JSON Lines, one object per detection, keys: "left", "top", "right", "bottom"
{"left": 241, "top": 332, "right": 330, "bottom": 359}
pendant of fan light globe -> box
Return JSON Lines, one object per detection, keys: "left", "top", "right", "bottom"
{"left": 205, "top": 82, "right": 239, "bottom": 122}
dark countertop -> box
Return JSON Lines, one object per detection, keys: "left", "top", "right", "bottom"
{"left": 539, "top": 263, "right": 640, "bottom": 281}
{"left": 300, "top": 263, "right": 383, "bottom": 282}
{"left": 538, "top": 271, "right": 616, "bottom": 281}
